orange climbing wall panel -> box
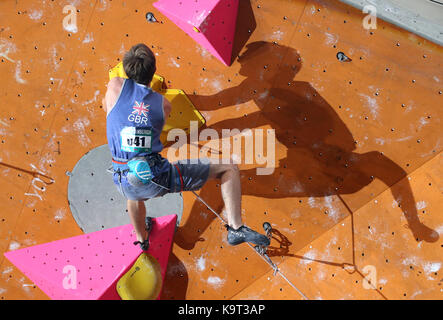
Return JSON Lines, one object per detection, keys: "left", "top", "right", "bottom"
{"left": 0, "top": 0, "right": 442, "bottom": 300}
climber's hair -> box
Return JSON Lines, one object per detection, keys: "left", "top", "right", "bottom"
{"left": 123, "top": 43, "right": 156, "bottom": 85}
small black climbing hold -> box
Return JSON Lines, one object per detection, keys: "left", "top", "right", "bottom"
{"left": 146, "top": 12, "right": 157, "bottom": 23}
{"left": 337, "top": 52, "right": 351, "bottom": 62}
{"left": 263, "top": 222, "right": 272, "bottom": 233}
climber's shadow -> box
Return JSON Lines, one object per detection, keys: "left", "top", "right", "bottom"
{"left": 173, "top": 41, "right": 439, "bottom": 252}
{"left": 266, "top": 228, "right": 292, "bottom": 257}
{"left": 267, "top": 219, "right": 388, "bottom": 300}
{"left": 161, "top": 253, "right": 189, "bottom": 300}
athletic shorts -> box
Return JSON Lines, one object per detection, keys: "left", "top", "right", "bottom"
{"left": 114, "top": 157, "right": 211, "bottom": 201}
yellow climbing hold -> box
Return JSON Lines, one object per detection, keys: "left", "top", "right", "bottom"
{"left": 160, "top": 88, "right": 206, "bottom": 144}
{"left": 116, "top": 253, "right": 163, "bottom": 300}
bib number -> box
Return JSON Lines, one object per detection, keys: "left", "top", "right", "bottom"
{"left": 120, "top": 127, "right": 152, "bottom": 153}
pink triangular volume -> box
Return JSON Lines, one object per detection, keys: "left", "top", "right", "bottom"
{"left": 153, "top": 0, "right": 239, "bottom": 66}
{"left": 4, "top": 214, "right": 177, "bottom": 300}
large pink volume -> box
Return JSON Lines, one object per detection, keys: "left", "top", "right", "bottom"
{"left": 153, "top": 0, "right": 239, "bottom": 66}
{"left": 4, "top": 214, "right": 177, "bottom": 300}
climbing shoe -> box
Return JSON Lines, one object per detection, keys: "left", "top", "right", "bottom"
{"left": 133, "top": 217, "right": 154, "bottom": 251}
{"left": 226, "top": 225, "right": 270, "bottom": 247}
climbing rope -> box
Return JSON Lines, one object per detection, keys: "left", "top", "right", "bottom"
{"left": 191, "top": 191, "right": 309, "bottom": 300}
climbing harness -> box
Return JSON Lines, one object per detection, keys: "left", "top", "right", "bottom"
{"left": 108, "top": 155, "right": 160, "bottom": 187}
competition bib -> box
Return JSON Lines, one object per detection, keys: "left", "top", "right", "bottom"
{"left": 120, "top": 127, "right": 152, "bottom": 153}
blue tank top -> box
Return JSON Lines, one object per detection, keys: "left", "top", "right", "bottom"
{"left": 106, "top": 79, "right": 169, "bottom": 176}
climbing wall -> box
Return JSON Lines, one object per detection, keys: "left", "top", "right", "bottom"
{"left": 0, "top": 0, "right": 442, "bottom": 300}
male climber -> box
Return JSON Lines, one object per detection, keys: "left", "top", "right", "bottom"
{"left": 103, "top": 43, "right": 270, "bottom": 250}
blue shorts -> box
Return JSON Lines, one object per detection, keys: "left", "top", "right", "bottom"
{"left": 114, "top": 157, "right": 211, "bottom": 201}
